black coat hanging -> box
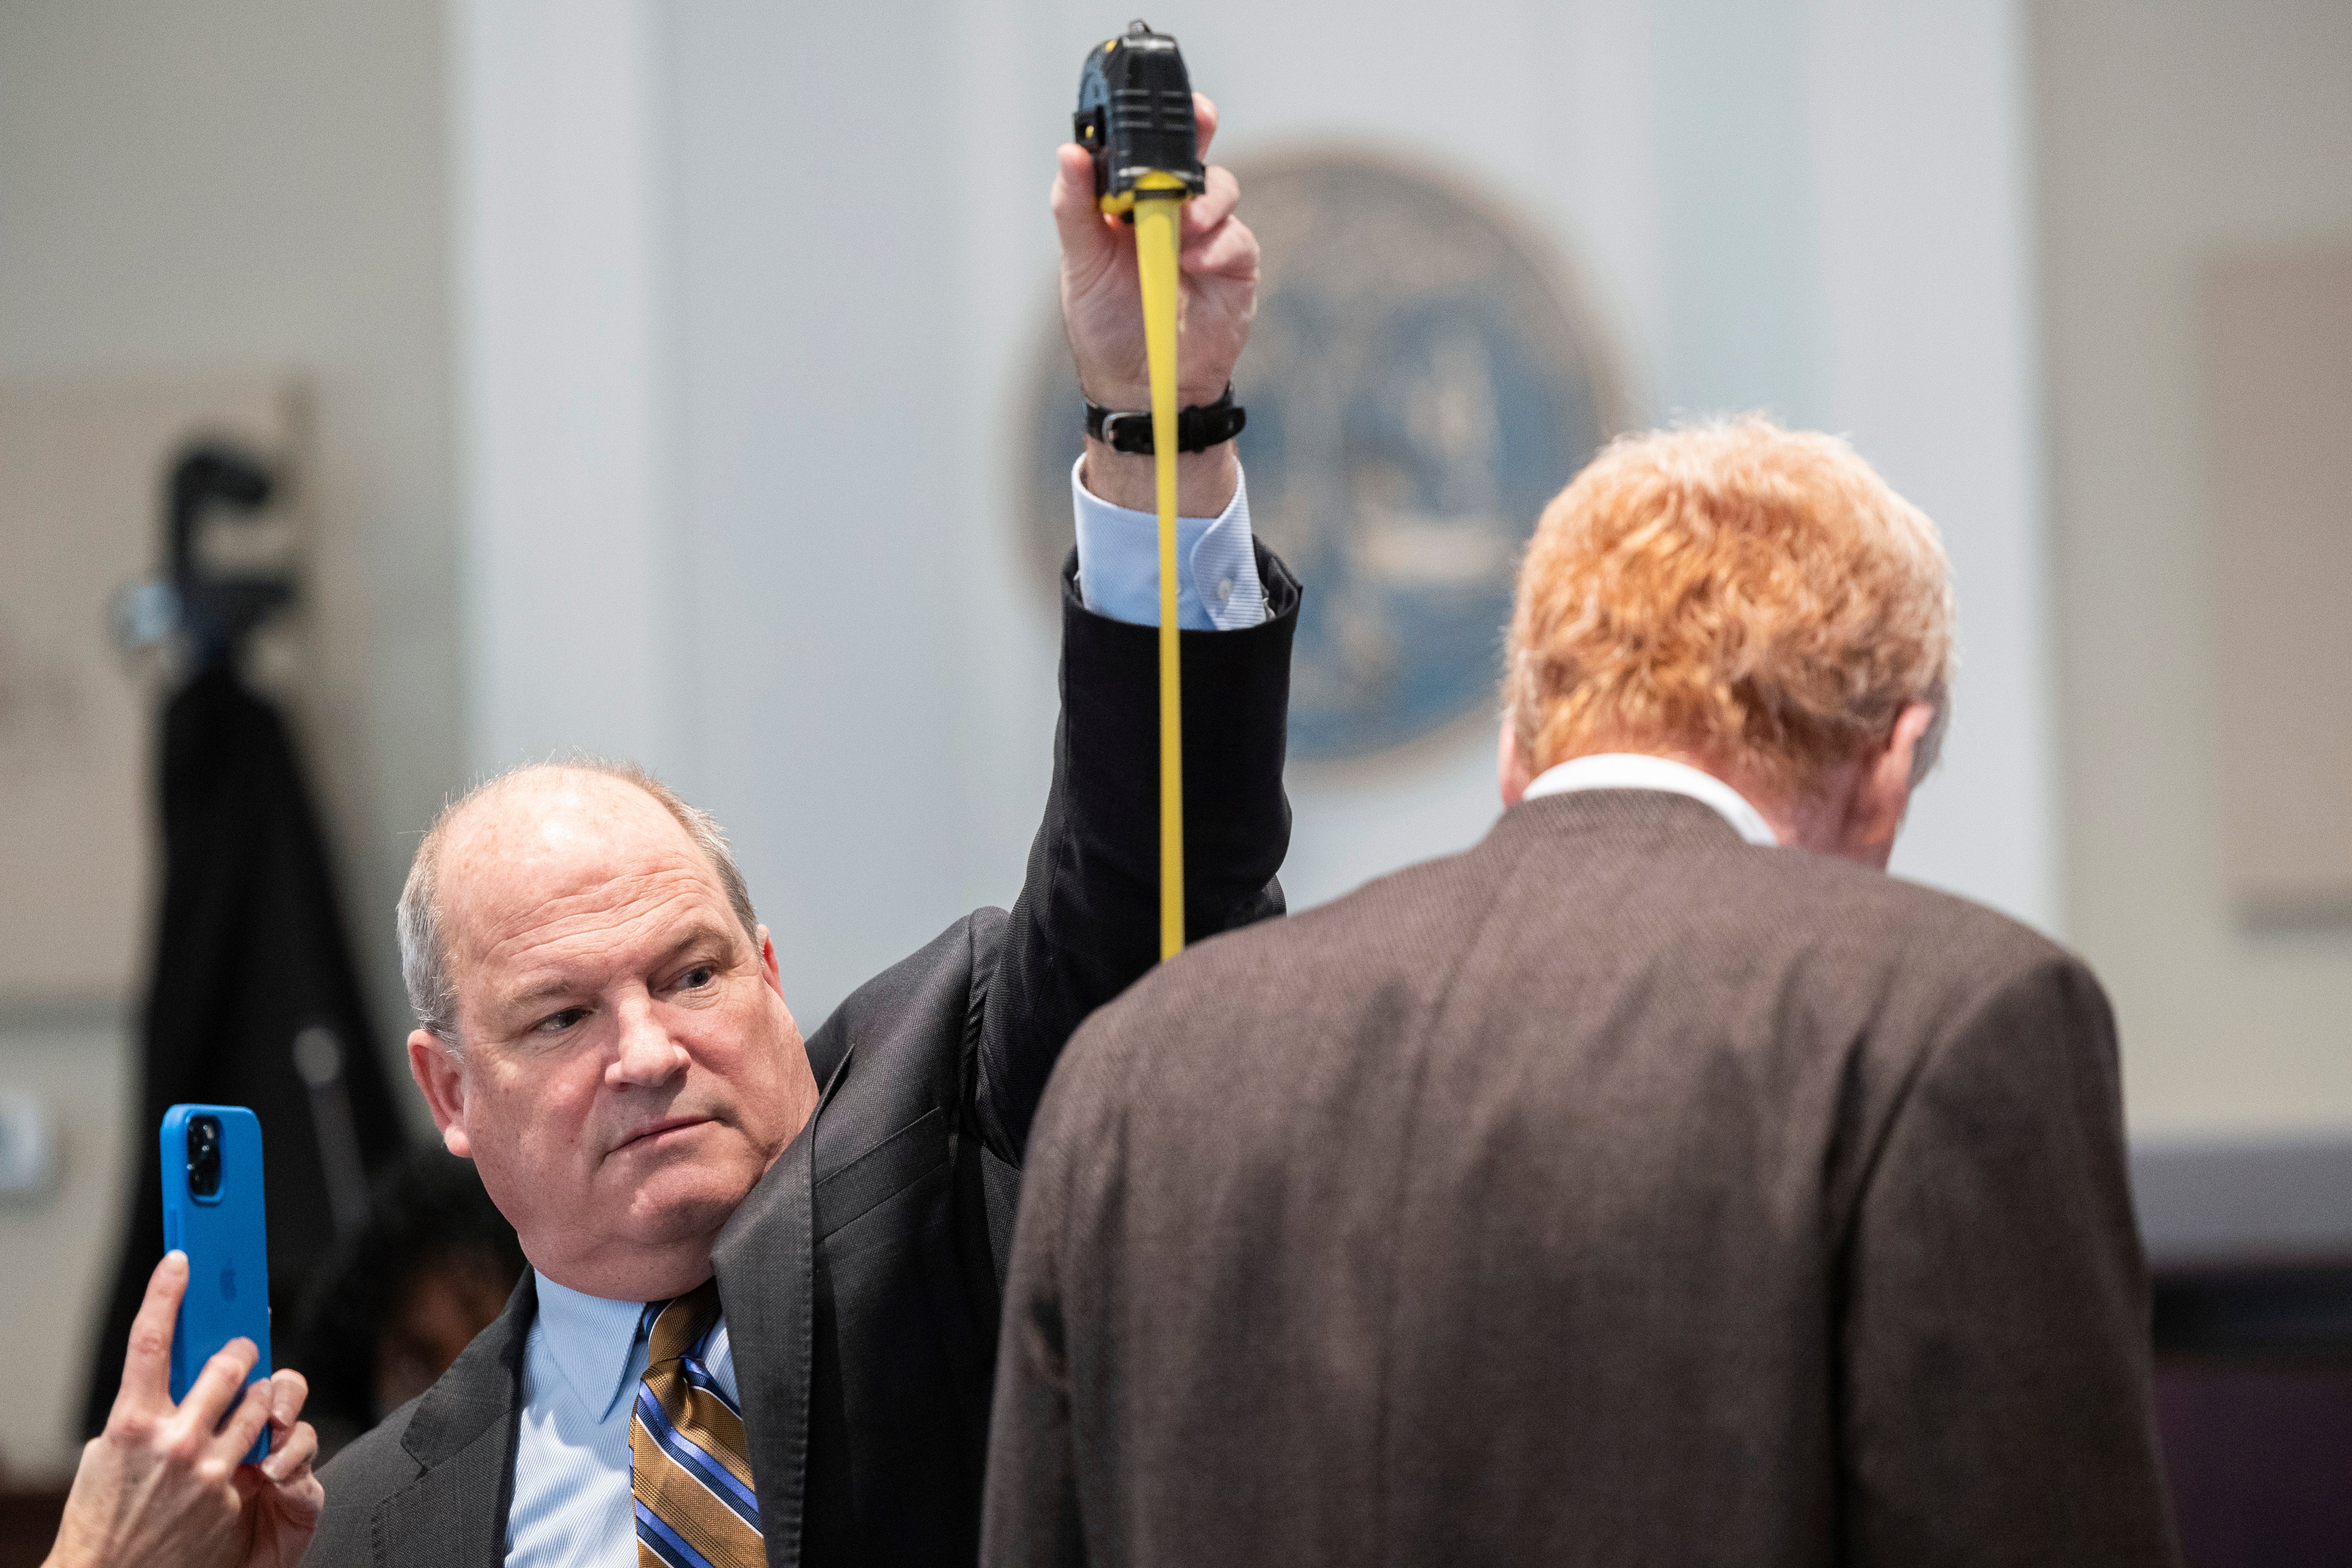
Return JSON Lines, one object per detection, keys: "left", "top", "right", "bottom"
{"left": 82, "top": 443, "right": 410, "bottom": 1438}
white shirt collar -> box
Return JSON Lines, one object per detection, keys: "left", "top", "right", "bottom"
{"left": 531, "top": 1270, "right": 650, "bottom": 1422}
{"left": 1520, "top": 753, "right": 1781, "bottom": 848}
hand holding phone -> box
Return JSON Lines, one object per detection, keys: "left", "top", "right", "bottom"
{"left": 46, "top": 1252, "right": 323, "bottom": 1568}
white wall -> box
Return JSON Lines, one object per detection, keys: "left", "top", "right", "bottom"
{"left": 0, "top": 0, "right": 458, "bottom": 1470}
{"left": 2036, "top": 0, "right": 2352, "bottom": 1140}
{"left": 455, "top": 0, "right": 2053, "bottom": 1029}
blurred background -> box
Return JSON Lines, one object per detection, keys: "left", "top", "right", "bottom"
{"left": 0, "top": 0, "right": 2345, "bottom": 1559}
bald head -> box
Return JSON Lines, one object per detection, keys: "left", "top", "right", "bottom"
{"left": 399, "top": 761, "right": 758, "bottom": 1046}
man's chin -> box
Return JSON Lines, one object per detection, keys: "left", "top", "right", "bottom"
{"left": 610, "top": 1157, "right": 762, "bottom": 1244}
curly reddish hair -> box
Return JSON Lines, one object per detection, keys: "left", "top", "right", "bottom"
{"left": 1504, "top": 417, "right": 1955, "bottom": 792}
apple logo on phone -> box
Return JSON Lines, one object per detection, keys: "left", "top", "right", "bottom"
{"left": 220, "top": 1263, "right": 238, "bottom": 1301}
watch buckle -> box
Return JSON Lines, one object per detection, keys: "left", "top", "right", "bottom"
{"left": 1101, "top": 410, "right": 1151, "bottom": 452}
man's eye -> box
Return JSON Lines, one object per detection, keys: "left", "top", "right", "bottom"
{"left": 679, "top": 965, "right": 717, "bottom": 990}
{"left": 534, "top": 1008, "right": 587, "bottom": 1035}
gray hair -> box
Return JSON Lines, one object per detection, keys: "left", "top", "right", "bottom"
{"left": 396, "top": 759, "right": 761, "bottom": 1046}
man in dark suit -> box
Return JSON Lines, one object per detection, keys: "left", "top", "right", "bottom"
{"left": 986, "top": 418, "right": 2182, "bottom": 1567}
{"left": 304, "top": 103, "right": 1293, "bottom": 1568}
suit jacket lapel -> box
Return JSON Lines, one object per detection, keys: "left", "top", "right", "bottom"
{"left": 377, "top": 1271, "right": 535, "bottom": 1568}
{"left": 714, "top": 1046, "right": 851, "bottom": 1568}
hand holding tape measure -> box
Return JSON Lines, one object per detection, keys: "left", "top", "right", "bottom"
{"left": 1054, "top": 21, "right": 1258, "bottom": 958}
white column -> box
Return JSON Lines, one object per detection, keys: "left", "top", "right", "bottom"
{"left": 451, "top": 0, "right": 681, "bottom": 777}
{"left": 1808, "top": 0, "right": 2056, "bottom": 932}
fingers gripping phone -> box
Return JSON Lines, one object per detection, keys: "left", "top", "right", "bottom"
{"left": 160, "top": 1104, "right": 273, "bottom": 1464}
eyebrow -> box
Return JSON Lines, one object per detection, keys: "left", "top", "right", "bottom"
{"left": 496, "top": 920, "right": 741, "bottom": 1013}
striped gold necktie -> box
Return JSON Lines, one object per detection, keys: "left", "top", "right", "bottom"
{"left": 631, "top": 1279, "right": 763, "bottom": 1568}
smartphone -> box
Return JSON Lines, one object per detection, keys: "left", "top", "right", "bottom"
{"left": 159, "top": 1104, "right": 272, "bottom": 1464}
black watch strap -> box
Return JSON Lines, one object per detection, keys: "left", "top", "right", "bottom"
{"left": 1085, "top": 384, "right": 1247, "bottom": 455}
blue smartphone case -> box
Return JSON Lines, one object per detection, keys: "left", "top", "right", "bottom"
{"left": 159, "top": 1104, "right": 272, "bottom": 1464}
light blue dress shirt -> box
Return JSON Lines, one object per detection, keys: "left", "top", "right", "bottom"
{"left": 1068, "top": 458, "right": 1267, "bottom": 630}
{"left": 507, "top": 1272, "right": 742, "bottom": 1566}
{"left": 504, "top": 463, "right": 1262, "bottom": 1565}
{"left": 1520, "top": 752, "right": 1782, "bottom": 846}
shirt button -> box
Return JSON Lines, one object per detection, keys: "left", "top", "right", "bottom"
{"left": 1216, "top": 577, "right": 1235, "bottom": 604}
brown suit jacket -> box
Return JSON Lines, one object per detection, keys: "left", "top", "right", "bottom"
{"left": 984, "top": 789, "right": 2180, "bottom": 1567}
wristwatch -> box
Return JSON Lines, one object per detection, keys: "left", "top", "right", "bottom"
{"left": 1085, "top": 384, "right": 1247, "bottom": 455}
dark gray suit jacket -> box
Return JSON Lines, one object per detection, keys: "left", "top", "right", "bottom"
{"left": 986, "top": 789, "right": 2181, "bottom": 1567}
{"left": 304, "top": 551, "right": 1297, "bottom": 1567}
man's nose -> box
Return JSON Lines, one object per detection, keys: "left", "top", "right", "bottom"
{"left": 607, "top": 995, "right": 689, "bottom": 1087}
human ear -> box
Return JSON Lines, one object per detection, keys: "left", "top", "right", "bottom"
{"left": 1841, "top": 702, "right": 1939, "bottom": 868}
{"left": 1498, "top": 720, "right": 1535, "bottom": 807}
{"left": 758, "top": 927, "right": 785, "bottom": 1000}
{"left": 408, "top": 1029, "right": 473, "bottom": 1158}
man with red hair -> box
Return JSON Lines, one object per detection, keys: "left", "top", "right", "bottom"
{"left": 984, "top": 418, "right": 2180, "bottom": 1567}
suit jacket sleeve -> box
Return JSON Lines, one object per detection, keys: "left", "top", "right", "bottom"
{"left": 973, "top": 543, "right": 1297, "bottom": 1161}
{"left": 1840, "top": 955, "right": 2181, "bottom": 1566}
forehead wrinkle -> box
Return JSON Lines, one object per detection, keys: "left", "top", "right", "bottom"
{"left": 473, "top": 868, "right": 715, "bottom": 979}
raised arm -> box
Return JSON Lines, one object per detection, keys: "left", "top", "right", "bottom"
{"left": 972, "top": 97, "right": 1294, "bottom": 1161}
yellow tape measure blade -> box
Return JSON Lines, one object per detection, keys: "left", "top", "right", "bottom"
{"left": 1131, "top": 186, "right": 1186, "bottom": 960}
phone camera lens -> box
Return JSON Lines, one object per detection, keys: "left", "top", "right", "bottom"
{"left": 187, "top": 1116, "right": 222, "bottom": 1198}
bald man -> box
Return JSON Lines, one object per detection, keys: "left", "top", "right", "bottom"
{"left": 304, "top": 105, "right": 1297, "bottom": 1568}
